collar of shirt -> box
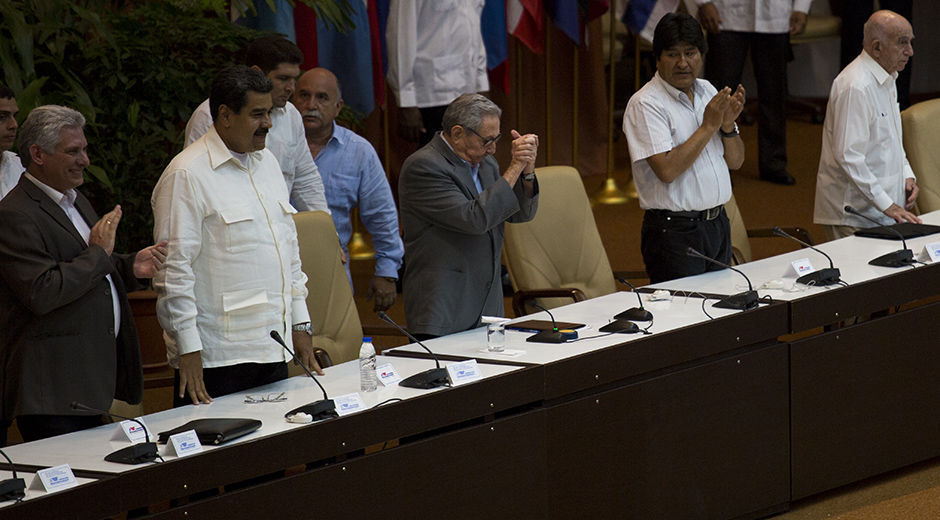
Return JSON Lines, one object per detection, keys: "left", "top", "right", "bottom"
{"left": 652, "top": 72, "right": 706, "bottom": 107}
{"left": 317, "top": 121, "right": 348, "bottom": 159}
{"left": 24, "top": 171, "right": 77, "bottom": 209}
{"left": 205, "top": 125, "right": 263, "bottom": 172}
{"left": 440, "top": 132, "right": 482, "bottom": 193}
{"left": 859, "top": 50, "right": 897, "bottom": 87}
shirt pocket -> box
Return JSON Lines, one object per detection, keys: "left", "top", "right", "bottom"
{"left": 222, "top": 288, "right": 271, "bottom": 341}
{"left": 219, "top": 206, "right": 259, "bottom": 254}
{"left": 430, "top": 52, "right": 470, "bottom": 96}
{"left": 277, "top": 200, "right": 299, "bottom": 243}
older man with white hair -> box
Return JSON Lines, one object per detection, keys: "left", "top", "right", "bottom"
{"left": 814, "top": 10, "right": 920, "bottom": 240}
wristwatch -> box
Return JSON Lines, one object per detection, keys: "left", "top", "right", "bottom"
{"left": 718, "top": 123, "right": 739, "bottom": 138}
{"left": 523, "top": 172, "right": 536, "bottom": 182}
{"left": 292, "top": 322, "right": 313, "bottom": 336}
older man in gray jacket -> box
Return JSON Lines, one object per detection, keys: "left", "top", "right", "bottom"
{"left": 399, "top": 93, "right": 539, "bottom": 338}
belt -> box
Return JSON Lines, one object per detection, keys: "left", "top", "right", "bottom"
{"left": 646, "top": 206, "right": 723, "bottom": 221}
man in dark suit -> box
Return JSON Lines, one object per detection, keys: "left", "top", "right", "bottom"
{"left": 398, "top": 93, "right": 539, "bottom": 338}
{"left": 0, "top": 105, "right": 166, "bottom": 445}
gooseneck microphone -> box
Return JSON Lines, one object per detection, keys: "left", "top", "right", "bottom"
{"left": 270, "top": 330, "right": 337, "bottom": 421}
{"left": 844, "top": 205, "right": 915, "bottom": 267}
{"left": 70, "top": 402, "right": 160, "bottom": 465}
{"left": 376, "top": 312, "right": 449, "bottom": 389}
{"left": 526, "top": 303, "right": 567, "bottom": 343}
{"left": 685, "top": 247, "right": 759, "bottom": 310}
{"left": 771, "top": 227, "right": 843, "bottom": 286}
{"left": 0, "top": 448, "right": 25, "bottom": 502}
{"left": 614, "top": 278, "right": 653, "bottom": 321}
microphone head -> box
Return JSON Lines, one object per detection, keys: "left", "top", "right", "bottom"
{"left": 70, "top": 401, "right": 81, "bottom": 410}
{"left": 270, "top": 330, "right": 285, "bottom": 345}
{"left": 771, "top": 226, "right": 785, "bottom": 237}
{"left": 376, "top": 311, "right": 390, "bottom": 321}
{"left": 686, "top": 247, "right": 699, "bottom": 257}
{"left": 844, "top": 205, "right": 856, "bottom": 214}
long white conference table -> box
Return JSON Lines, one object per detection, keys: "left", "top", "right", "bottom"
{"left": 1, "top": 213, "right": 937, "bottom": 519}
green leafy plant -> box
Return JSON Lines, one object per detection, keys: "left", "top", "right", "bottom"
{"left": 1, "top": 0, "right": 354, "bottom": 252}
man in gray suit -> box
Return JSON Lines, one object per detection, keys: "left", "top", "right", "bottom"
{"left": 398, "top": 93, "right": 539, "bottom": 338}
{"left": 0, "top": 105, "right": 166, "bottom": 444}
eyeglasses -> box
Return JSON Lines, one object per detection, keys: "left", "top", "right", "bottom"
{"left": 244, "top": 392, "right": 286, "bottom": 404}
{"left": 466, "top": 126, "right": 501, "bottom": 147}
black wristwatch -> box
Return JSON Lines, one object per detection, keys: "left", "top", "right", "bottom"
{"left": 719, "top": 123, "right": 739, "bottom": 138}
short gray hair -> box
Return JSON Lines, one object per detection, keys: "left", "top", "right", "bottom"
{"left": 441, "top": 93, "right": 501, "bottom": 136}
{"left": 18, "top": 105, "right": 86, "bottom": 168}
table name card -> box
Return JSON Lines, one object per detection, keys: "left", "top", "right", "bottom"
{"left": 168, "top": 430, "right": 203, "bottom": 458}
{"left": 333, "top": 393, "right": 367, "bottom": 416}
{"left": 446, "top": 360, "right": 483, "bottom": 386}
{"left": 30, "top": 464, "right": 78, "bottom": 493}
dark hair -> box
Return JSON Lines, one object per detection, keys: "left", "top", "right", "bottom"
{"left": 0, "top": 84, "right": 13, "bottom": 100}
{"left": 209, "top": 65, "right": 273, "bottom": 119}
{"left": 652, "top": 12, "right": 707, "bottom": 59}
{"left": 244, "top": 35, "right": 303, "bottom": 74}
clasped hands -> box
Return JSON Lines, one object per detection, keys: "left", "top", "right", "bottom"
{"left": 510, "top": 129, "right": 539, "bottom": 175}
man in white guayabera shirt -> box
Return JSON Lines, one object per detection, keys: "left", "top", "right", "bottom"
{"left": 154, "top": 66, "right": 322, "bottom": 408}
{"left": 184, "top": 35, "right": 329, "bottom": 213}
{"left": 814, "top": 10, "right": 920, "bottom": 241}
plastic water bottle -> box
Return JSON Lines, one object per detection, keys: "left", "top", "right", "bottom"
{"left": 359, "top": 337, "right": 378, "bottom": 392}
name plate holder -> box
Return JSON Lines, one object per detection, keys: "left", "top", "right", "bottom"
{"left": 167, "top": 430, "right": 203, "bottom": 458}
{"left": 446, "top": 360, "right": 483, "bottom": 386}
{"left": 918, "top": 242, "right": 940, "bottom": 263}
{"left": 333, "top": 393, "right": 367, "bottom": 417}
{"left": 111, "top": 418, "right": 150, "bottom": 443}
{"left": 29, "top": 464, "right": 79, "bottom": 493}
{"left": 376, "top": 363, "right": 402, "bottom": 386}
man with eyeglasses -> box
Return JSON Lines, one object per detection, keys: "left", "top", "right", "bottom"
{"left": 398, "top": 93, "right": 539, "bottom": 339}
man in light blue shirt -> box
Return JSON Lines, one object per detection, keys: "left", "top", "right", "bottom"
{"left": 293, "top": 68, "right": 403, "bottom": 311}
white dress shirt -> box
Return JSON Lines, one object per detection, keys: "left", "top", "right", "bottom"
{"left": 385, "top": 0, "right": 489, "bottom": 108}
{"left": 184, "top": 99, "right": 329, "bottom": 213}
{"left": 0, "top": 150, "right": 24, "bottom": 200}
{"left": 23, "top": 172, "right": 121, "bottom": 335}
{"left": 814, "top": 51, "right": 916, "bottom": 228}
{"left": 695, "top": 0, "right": 812, "bottom": 33}
{"left": 152, "top": 126, "right": 310, "bottom": 369}
{"left": 623, "top": 73, "right": 733, "bottom": 211}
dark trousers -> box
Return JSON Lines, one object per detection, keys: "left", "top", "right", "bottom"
{"left": 17, "top": 414, "right": 106, "bottom": 443}
{"left": 833, "top": 0, "right": 912, "bottom": 110}
{"left": 706, "top": 31, "right": 790, "bottom": 177}
{"left": 641, "top": 208, "right": 732, "bottom": 284}
{"left": 173, "top": 362, "right": 288, "bottom": 408}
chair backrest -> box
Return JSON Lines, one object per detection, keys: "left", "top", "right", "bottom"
{"left": 292, "top": 211, "right": 363, "bottom": 373}
{"left": 901, "top": 98, "right": 940, "bottom": 213}
{"left": 503, "top": 166, "right": 617, "bottom": 311}
{"left": 725, "top": 193, "right": 752, "bottom": 265}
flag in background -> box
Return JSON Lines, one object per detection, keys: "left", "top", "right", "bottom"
{"left": 508, "top": 0, "right": 545, "bottom": 54}
{"left": 236, "top": 0, "right": 297, "bottom": 42}
{"left": 367, "top": 0, "right": 386, "bottom": 108}
{"left": 294, "top": 3, "right": 318, "bottom": 69}
{"left": 314, "top": 0, "right": 376, "bottom": 115}
{"left": 546, "top": 0, "right": 581, "bottom": 44}
{"left": 618, "top": 0, "right": 679, "bottom": 42}
{"left": 482, "top": 0, "right": 510, "bottom": 93}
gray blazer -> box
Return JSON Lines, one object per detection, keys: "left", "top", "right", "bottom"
{"left": 398, "top": 133, "right": 539, "bottom": 336}
{"left": 0, "top": 176, "right": 144, "bottom": 426}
